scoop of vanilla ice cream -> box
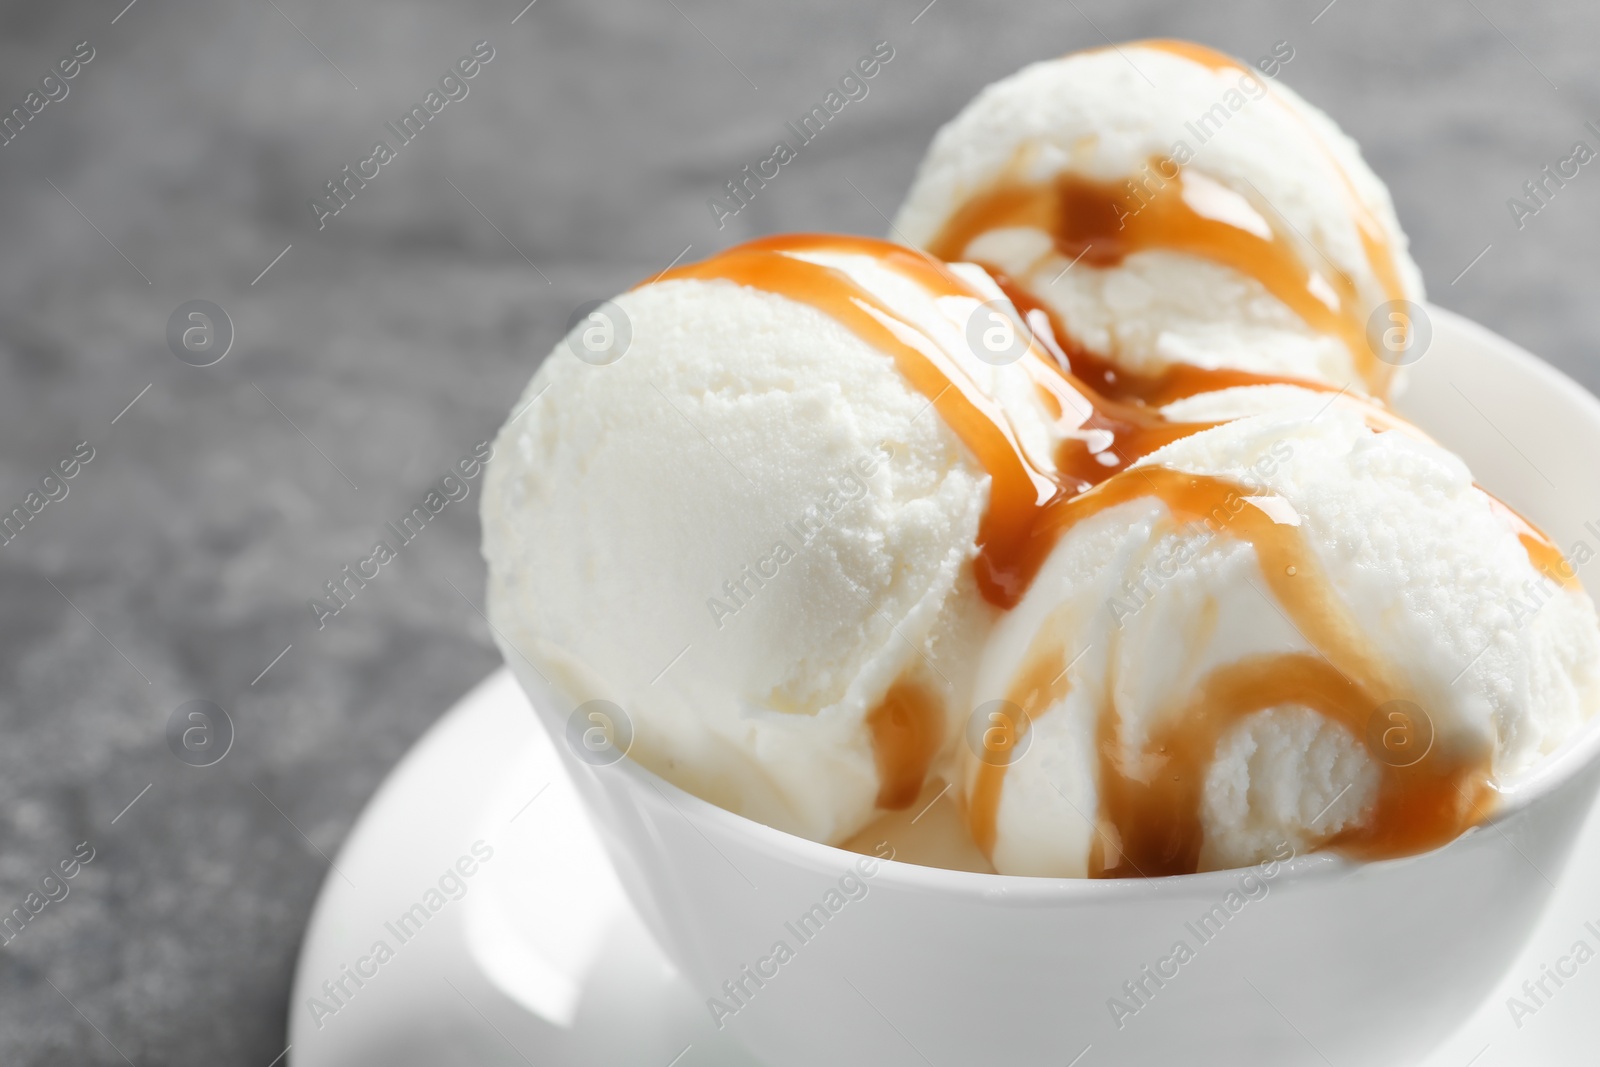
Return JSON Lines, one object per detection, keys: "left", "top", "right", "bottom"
{"left": 482, "top": 253, "right": 1061, "bottom": 846}
{"left": 893, "top": 43, "right": 1424, "bottom": 391}
{"left": 969, "top": 397, "right": 1600, "bottom": 877}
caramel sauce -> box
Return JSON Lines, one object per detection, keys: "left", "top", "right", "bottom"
{"left": 967, "top": 754, "right": 1008, "bottom": 860}
{"left": 660, "top": 234, "right": 1056, "bottom": 609}
{"left": 968, "top": 646, "right": 1070, "bottom": 857}
{"left": 653, "top": 233, "right": 1563, "bottom": 876}
{"left": 996, "top": 268, "right": 1424, "bottom": 446}
{"left": 1138, "top": 38, "right": 1417, "bottom": 398}
{"left": 866, "top": 681, "right": 945, "bottom": 810}
{"left": 930, "top": 37, "right": 1414, "bottom": 398}
{"left": 998, "top": 277, "right": 1335, "bottom": 407}
{"left": 657, "top": 234, "right": 1225, "bottom": 607}
{"left": 1073, "top": 467, "right": 1469, "bottom": 875}
{"left": 1487, "top": 493, "right": 1578, "bottom": 590}
{"left": 1135, "top": 38, "right": 1240, "bottom": 72}
{"left": 1037, "top": 324, "right": 1332, "bottom": 409}
{"left": 1095, "top": 653, "right": 1494, "bottom": 877}
{"left": 926, "top": 167, "right": 1392, "bottom": 394}
{"left": 970, "top": 468, "right": 1496, "bottom": 876}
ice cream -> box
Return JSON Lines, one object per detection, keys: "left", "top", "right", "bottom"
{"left": 483, "top": 229, "right": 1600, "bottom": 878}
{"left": 966, "top": 399, "right": 1600, "bottom": 878}
{"left": 481, "top": 235, "right": 1057, "bottom": 847}
{"left": 882, "top": 40, "right": 1600, "bottom": 877}
{"left": 892, "top": 39, "right": 1424, "bottom": 399}
{"left": 482, "top": 42, "right": 1600, "bottom": 880}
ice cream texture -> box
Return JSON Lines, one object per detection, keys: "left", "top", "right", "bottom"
{"left": 482, "top": 42, "right": 1600, "bottom": 879}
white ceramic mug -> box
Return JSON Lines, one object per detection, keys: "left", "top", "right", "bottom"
{"left": 503, "top": 306, "right": 1600, "bottom": 1066}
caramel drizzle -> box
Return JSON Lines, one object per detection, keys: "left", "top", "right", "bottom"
{"left": 989, "top": 269, "right": 1341, "bottom": 406}
{"left": 653, "top": 234, "right": 1563, "bottom": 874}
{"left": 1486, "top": 493, "right": 1577, "bottom": 590}
{"left": 927, "top": 168, "right": 1392, "bottom": 394}
{"left": 994, "top": 270, "right": 1433, "bottom": 465}
{"left": 1139, "top": 39, "right": 1414, "bottom": 396}
{"left": 657, "top": 234, "right": 1221, "bottom": 607}
{"left": 1133, "top": 38, "right": 1241, "bottom": 72}
{"left": 969, "top": 639, "right": 1071, "bottom": 858}
{"left": 866, "top": 680, "right": 945, "bottom": 810}
{"left": 929, "top": 38, "right": 1413, "bottom": 398}
{"left": 971, "top": 468, "right": 1494, "bottom": 877}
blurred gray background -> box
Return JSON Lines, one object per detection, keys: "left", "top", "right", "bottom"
{"left": 0, "top": 0, "right": 1595, "bottom": 1062}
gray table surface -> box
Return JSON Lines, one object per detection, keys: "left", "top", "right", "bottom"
{"left": 1, "top": 0, "right": 1596, "bottom": 1062}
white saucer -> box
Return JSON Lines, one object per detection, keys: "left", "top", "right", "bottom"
{"left": 287, "top": 668, "right": 758, "bottom": 1067}
{"left": 289, "top": 668, "right": 1600, "bottom": 1066}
